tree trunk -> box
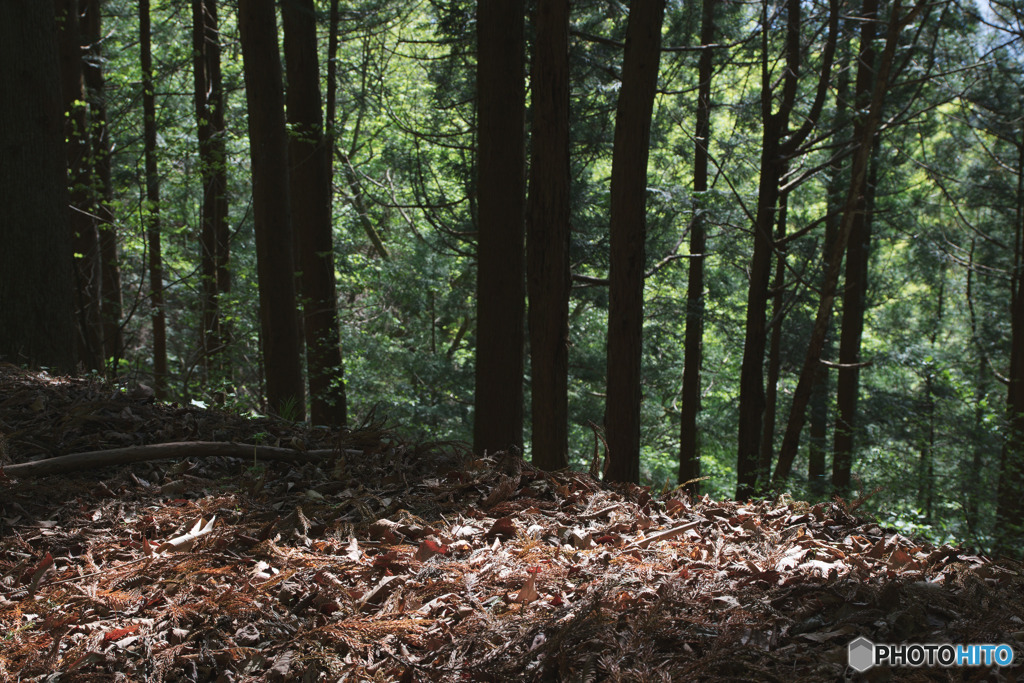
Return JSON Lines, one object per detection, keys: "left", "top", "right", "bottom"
{"left": 737, "top": 0, "right": 837, "bottom": 498}
{"left": 604, "top": 0, "right": 666, "bottom": 484}
{"left": 527, "top": 0, "right": 571, "bottom": 471}
{"left": 82, "top": 0, "right": 123, "bottom": 368}
{"left": 759, "top": 194, "right": 789, "bottom": 480}
{"left": 57, "top": 0, "right": 103, "bottom": 371}
{"left": 282, "top": 0, "right": 347, "bottom": 426}
{"left": 832, "top": 146, "right": 879, "bottom": 494}
{"left": 238, "top": 0, "right": 306, "bottom": 420}
{"left": 140, "top": 0, "right": 168, "bottom": 397}
{"left": 0, "top": 0, "right": 77, "bottom": 372}
{"left": 736, "top": 0, "right": 802, "bottom": 499}
{"left": 807, "top": 52, "right": 852, "bottom": 496}
{"left": 773, "top": 0, "right": 924, "bottom": 486}
{"left": 192, "top": 0, "right": 230, "bottom": 382}
{"left": 679, "top": 0, "right": 718, "bottom": 492}
{"left": 995, "top": 139, "right": 1024, "bottom": 555}
{"left": 831, "top": 0, "right": 881, "bottom": 493}
{"left": 474, "top": 0, "right": 526, "bottom": 455}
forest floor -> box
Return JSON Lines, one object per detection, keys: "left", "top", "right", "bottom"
{"left": 0, "top": 364, "right": 1022, "bottom": 682}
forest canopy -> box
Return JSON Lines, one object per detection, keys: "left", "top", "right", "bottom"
{"left": 1, "top": 0, "right": 1023, "bottom": 557}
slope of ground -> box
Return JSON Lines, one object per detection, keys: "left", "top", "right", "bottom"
{"left": 0, "top": 364, "right": 1022, "bottom": 681}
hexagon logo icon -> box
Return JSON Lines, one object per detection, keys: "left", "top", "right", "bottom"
{"left": 848, "top": 637, "right": 875, "bottom": 672}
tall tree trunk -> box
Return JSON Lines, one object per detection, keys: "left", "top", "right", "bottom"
{"left": 679, "top": 0, "right": 718, "bottom": 492}
{"left": 807, "top": 53, "right": 852, "bottom": 496}
{"left": 474, "top": 0, "right": 526, "bottom": 455}
{"left": 57, "top": 0, "right": 104, "bottom": 371}
{"left": 238, "top": 0, "right": 306, "bottom": 420}
{"left": 192, "top": 0, "right": 230, "bottom": 382}
{"left": 737, "top": 0, "right": 837, "bottom": 498}
{"left": 604, "top": 0, "right": 666, "bottom": 483}
{"left": 736, "top": 0, "right": 795, "bottom": 499}
{"left": 527, "top": 0, "right": 571, "bottom": 471}
{"left": 917, "top": 272, "right": 943, "bottom": 521}
{"left": 82, "top": 0, "right": 123, "bottom": 368}
{"left": 759, "top": 193, "right": 789, "bottom": 480}
{"left": 996, "top": 139, "right": 1024, "bottom": 555}
{"left": 773, "top": 0, "right": 924, "bottom": 486}
{"left": 140, "top": 0, "right": 168, "bottom": 397}
{"left": 832, "top": 145, "right": 880, "bottom": 494}
{"left": 831, "top": 1, "right": 881, "bottom": 493}
{"left": 965, "top": 238, "right": 984, "bottom": 534}
{"left": 0, "top": 0, "right": 77, "bottom": 372}
{"left": 282, "top": 0, "right": 347, "bottom": 426}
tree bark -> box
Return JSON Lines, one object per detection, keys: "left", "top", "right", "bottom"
{"left": 0, "top": 0, "right": 77, "bottom": 372}
{"left": 192, "top": 0, "right": 230, "bottom": 381}
{"left": 474, "top": 0, "right": 526, "bottom": 455}
{"left": 282, "top": 0, "right": 347, "bottom": 427}
{"left": 807, "top": 50, "right": 852, "bottom": 496}
{"left": 238, "top": 0, "right": 306, "bottom": 420}
{"left": 527, "top": 0, "right": 571, "bottom": 471}
{"left": 995, "top": 139, "right": 1024, "bottom": 555}
{"left": 832, "top": 144, "right": 879, "bottom": 494}
{"left": 679, "top": 0, "right": 717, "bottom": 492}
{"left": 140, "top": 0, "right": 168, "bottom": 398}
{"left": 82, "top": 0, "right": 123, "bottom": 368}
{"left": 57, "top": 0, "right": 104, "bottom": 371}
{"left": 831, "top": 0, "right": 881, "bottom": 494}
{"left": 604, "top": 0, "right": 666, "bottom": 484}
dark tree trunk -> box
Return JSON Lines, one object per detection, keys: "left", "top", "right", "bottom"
{"left": 82, "top": 0, "right": 123, "bottom": 368}
{"left": 737, "top": 0, "right": 837, "bottom": 498}
{"left": 807, "top": 55, "right": 852, "bottom": 496}
{"left": 140, "top": 0, "right": 168, "bottom": 397}
{"left": 737, "top": 125, "right": 783, "bottom": 498}
{"left": 57, "top": 0, "right": 103, "bottom": 371}
{"left": 996, "top": 140, "right": 1024, "bottom": 555}
{"left": 831, "top": 0, "right": 881, "bottom": 494}
{"left": 832, "top": 146, "right": 879, "bottom": 494}
{"left": 917, "top": 272, "right": 943, "bottom": 521}
{"left": 773, "top": 0, "right": 924, "bottom": 486}
{"left": 736, "top": 0, "right": 804, "bottom": 499}
{"left": 238, "top": 0, "right": 306, "bottom": 420}
{"left": 679, "top": 0, "right": 718, "bottom": 492}
{"left": 282, "top": 0, "right": 347, "bottom": 426}
{"left": 0, "top": 0, "right": 77, "bottom": 372}
{"left": 759, "top": 194, "right": 789, "bottom": 480}
{"left": 527, "top": 0, "right": 571, "bottom": 470}
{"left": 192, "top": 0, "right": 230, "bottom": 381}
{"left": 474, "top": 0, "right": 526, "bottom": 455}
{"left": 604, "top": 0, "right": 666, "bottom": 484}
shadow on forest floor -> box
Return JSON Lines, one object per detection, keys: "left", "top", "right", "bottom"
{"left": 1, "top": 363, "right": 1022, "bottom": 681}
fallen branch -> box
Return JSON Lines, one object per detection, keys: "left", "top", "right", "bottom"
{"left": 1, "top": 441, "right": 343, "bottom": 477}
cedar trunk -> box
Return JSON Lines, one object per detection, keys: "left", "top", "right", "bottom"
{"left": 57, "top": 0, "right": 104, "bottom": 371}
{"left": 282, "top": 0, "right": 347, "bottom": 426}
{"left": 474, "top": 0, "right": 526, "bottom": 454}
{"left": 832, "top": 0, "right": 881, "bottom": 494}
{"left": 0, "top": 0, "right": 77, "bottom": 372}
{"left": 192, "top": 0, "right": 230, "bottom": 379}
{"left": 604, "top": 0, "right": 666, "bottom": 483}
{"left": 527, "top": 0, "right": 571, "bottom": 470}
{"left": 140, "top": 0, "right": 168, "bottom": 397}
{"left": 238, "top": 0, "right": 306, "bottom": 420}
{"left": 679, "top": 0, "right": 717, "bottom": 491}
{"left": 995, "top": 140, "right": 1024, "bottom": 553}
{"left": 83, "top": 0, "right": 123, "bottom": 366}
